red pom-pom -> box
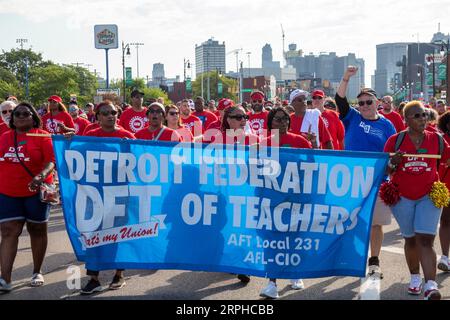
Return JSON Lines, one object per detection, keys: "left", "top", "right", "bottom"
{"left": 379, "top": 181, "right": 401, "bottom": 206}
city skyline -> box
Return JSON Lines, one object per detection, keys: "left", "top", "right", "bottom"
{"left": 0, "top": 0, "right": 449, "bottom": 87}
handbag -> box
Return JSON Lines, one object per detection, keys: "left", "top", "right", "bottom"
{"left": 13, "top": 131, "right": 59, "bottom": 205}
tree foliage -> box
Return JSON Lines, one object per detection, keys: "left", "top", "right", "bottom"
{"left": 192, "top": 71, "right": 238, "bottom": 101}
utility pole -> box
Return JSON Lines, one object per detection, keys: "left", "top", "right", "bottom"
{"left": 246, "top": 52, "right": 251, "bottom": 77}
{"left": 16, "top": 38, "right": 29, "bottom": 100}
{"left": 130, "top": 42, "right": 144, "bottom": 78}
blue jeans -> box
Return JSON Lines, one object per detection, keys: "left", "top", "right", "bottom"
{"left": 391, "top": 195, "right": 442, "bottom": 238}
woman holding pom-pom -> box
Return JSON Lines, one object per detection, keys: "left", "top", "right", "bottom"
{"left": 383, "top": 100, "right": 450, "bottom": 300}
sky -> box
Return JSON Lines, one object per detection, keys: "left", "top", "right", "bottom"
{"left": 1, "top": 0, "right": 450, "bottom": 87}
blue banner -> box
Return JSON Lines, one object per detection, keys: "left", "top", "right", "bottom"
{"left": 53, "top": 136, "right": 388, "bottom": 279}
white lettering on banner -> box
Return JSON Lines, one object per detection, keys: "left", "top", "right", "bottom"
{"left": 181, "top": 194, "right": 218, "bottom": 226}
{"left": 227, "top": 195, "right": 360, "bottom": 234}
{"left": 79, "top": 221, "right": 160, "bottom": 249}
{"left": 75, "top": 184, "right": 164, "bottom": 232}
{"left": 64, "top": 150, "right": 375, "bottom": 198}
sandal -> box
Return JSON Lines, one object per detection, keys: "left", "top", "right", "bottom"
{"left": 30, "top": 273, "right": 44, "bottom": 287}
{"left": 0, "top": 278, "right": 12, "bottom": 292}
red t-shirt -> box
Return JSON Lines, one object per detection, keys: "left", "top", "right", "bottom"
{"left": 84, "top": 127, "right": 136, "bottom": 139}
{"left": 181, "top": 114, "right": 203, "bottom": 137}
{"left": 192, "top": 110, "right": 218, "bottom": 132}
{"left": 321, "top": 110, "right": 345, "bottom": 150}
{"left": 176, "top": 127, "right": 194, "bottom": 142}
{"left": 41, "top": 111, "right": 75, "bottom": 134}
{"left": 247, "top": 111, "right": 269, "bottom": 136}
{"left": 213, "top": 110, "right": 221, "bottom": 119}
{"left": 0, "top": 128, "right": 54, "bottom": 197}
{"left": 118, "top": 107, "right": 149, "bottom": 133}
{"left": 426, "top": 123, "right": 439, "bottom": 133}
{"left": 135, "top": 126, "right": 182, "bottom": 142}
{"left": 380, "top": 110, "right": 406, "bottom": 133}
{"left": 206, "top": 120, "right": 221, "bottom": 131}
{"left": 209, "top": 131, "right": 259, "bottom": 145}
{"left": 289, "top": 113, "right": 332, "bottom": 148}
{"left": 384, "top": 130, "right": 450, "bottom": 200}
{"left": 0, "top": 122, "right": 10, "bottom": 136}
{"left": 262, "top": 132, "right": 312, "bottom": 149}
{"left": 73, "top": 117, "right": 91, "bottom": 135}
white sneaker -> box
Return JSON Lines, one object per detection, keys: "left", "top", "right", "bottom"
{"left": 367, "top": 265, "right": 384, "bottom": 279}
{"left": 290, "top": 279, "right": 305, "bottom": 290}
{"left": 259, "top": 281, "right": 279, "bottom": 299}
{"left": 424, "top": 280, "right": 441, "bottom": 300}
{"left": 407, "top": 274, "right": 422, "bottom": 295}
{"left": 438, "top": 256, "right": 450, "bottom": 272}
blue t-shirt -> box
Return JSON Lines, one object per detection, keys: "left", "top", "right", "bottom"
{"left": 341, "top": 107, "right": 396, "bottom": 152}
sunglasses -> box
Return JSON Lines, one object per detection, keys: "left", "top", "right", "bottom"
{"left": 14, "top": 111, "right": 32, "bottom": 118}
{"left": 1, "top": 109, "right": 13, "bottom": 115}
{"left": 99, "top": 110, "right": 118, "bottom": 116}
{"left": 312, "top": 96, "right": 323, "bottom": 100}
{"left": 408, "top": 112, "right": 427, "bottom": 119}
{"left": 228, "top": 114, "right": 249, "bottom": 121}
{"left": 294, "top": 97, "right": 306, "bottom": 102}
{"left": 357, "top": 100, "right": 374, "bottom": 107}
{"left": 148, "top": 109, "right": 164, "bottom": 115}
{"left": 273, "top": 116, "right": 290, "bottom": 122}
{"left": 168, "top": 111, "right": 179, "bottom": 116}
{"left": 252, "top": 100, "right": 263, "bottom": 104}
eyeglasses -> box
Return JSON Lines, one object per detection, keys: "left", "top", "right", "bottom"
{"left": 168, "top": 111, "right": 179, "bottom": 116}
{"left": 228, "top": 114, "right": 249, "bottom": 121}
{"left": 49, "top": 100, "right": 59, "bottom": 104}
{"left": 14, "top": 111, "right": 32, "bottom": 118}
{"left": 1, "top": 109, "right": 13, "bottom": 115}
{"left": 273, "top": 116, "right": 290, "bottom": 122}
{"left": 357, "top": 100, "right": 374, "bottom": 107}
{"left": 252, "top": 100, "right": 263, "bottom": 104}
{"left": 312, "top": 96, "right": 323, "bottom": 100}
{"left": 148, "top": 109, "right": 163, "bottom": 115}
{"left": 407, "top": 112, "right": 427, "bottom": 119}
{"left": 99, "top": 110, "right": 118, "bottom": 116}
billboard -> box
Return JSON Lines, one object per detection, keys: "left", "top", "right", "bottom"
{"left": 94, "top": 25, "right": 119, "bottom": 49}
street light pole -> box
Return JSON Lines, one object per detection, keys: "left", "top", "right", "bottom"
{"left": 122, "top": 41, "right": 131, "bottom": 103}
{"left": 130, "top": 43, "right": 144, "bottom": 78}
{"left": 441, "top": 38, "right": 450, "bottom": 105}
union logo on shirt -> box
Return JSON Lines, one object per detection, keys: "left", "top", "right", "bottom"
{"left": 249, "top": 119, "right": 264, "bottom": 134}
{"left": 46, "top": 119, "right": 63, "bottom": 133}
{"left": 74, "top": 123, "right": 80, "bottom": 134}
{"left": 402, "top": 157, "right": 431, "bottom": 175}
{"left": 129, "top": 116, "right": 148, "bottom": 132}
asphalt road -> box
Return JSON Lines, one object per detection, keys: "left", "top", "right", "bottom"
{"left": 1, "top": 205, "right": 450, "bottom": 301}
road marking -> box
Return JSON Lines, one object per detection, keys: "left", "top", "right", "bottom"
{"left": 359, "top": 274, "right": 381, "bottom": 300}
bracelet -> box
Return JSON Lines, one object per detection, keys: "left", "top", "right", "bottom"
{"left": 342, "top": 78, "right": 350, "bottom": 82}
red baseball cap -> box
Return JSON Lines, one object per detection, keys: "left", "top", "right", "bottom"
{"left": 217, "top": 98, "right": 234, "bottom": 111}
{"left": 282, "top": 100, "right": 289, "bottom": 106}
{"left": 47, "top": 95, "right": 62, "bottom": 103}
{"left": 312, "top": 90, "right": 325, "bottom": 98}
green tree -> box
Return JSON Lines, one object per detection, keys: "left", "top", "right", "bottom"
{"left": 63, "top": 65, "right": 98, "bottom": 106}
{"left": 192, "top": 71, "right": 238, "bottom": 101}
{"left": 0, "top": 67, "right": 20, "bottom": 99}
{"left": 28, "top": 64, "right": 79, "bottom": 106}
{"left": 0, "top": 48, "right": 51, "bottom": 87}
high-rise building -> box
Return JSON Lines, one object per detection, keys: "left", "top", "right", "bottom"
{"left": 374, "top": 43, "right": 410, "bottom": 96}
{"left": 149, "top": 63, "right": 166, "bottom": 88}
{"left": 195, "top": 38, "right": 226, "bottom": 76}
